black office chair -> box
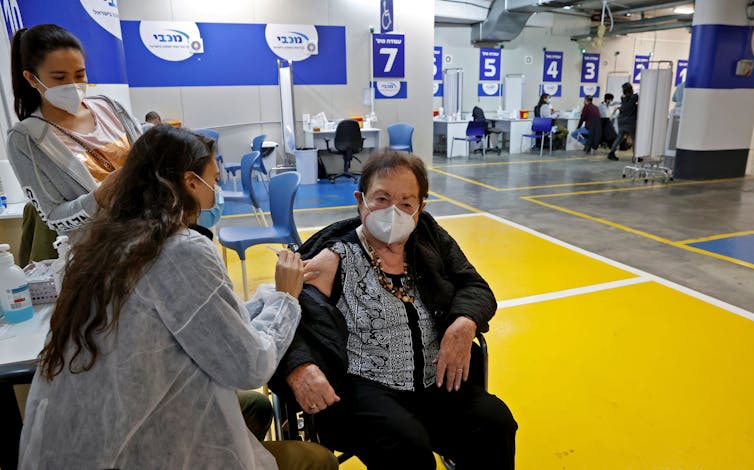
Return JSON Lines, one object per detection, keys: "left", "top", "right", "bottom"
{"left": 324, "top": 120, "right": 365, "bottom": 183}
{"left": 472, "top": 106, "right": 502, "bottom": 155}
{"left": 271, "top": 333, "right": 489, "bottom": 468}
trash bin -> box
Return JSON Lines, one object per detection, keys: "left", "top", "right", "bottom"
{"left": 294, "top": 148, "right": 318, "bottom": 184}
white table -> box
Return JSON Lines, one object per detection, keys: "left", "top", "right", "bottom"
{"left": 0, "top": 303, "right": 52, "bottom": 380}
{"left": 0, "top": 202, "right": 25, "bottom": 261}
{"left": 433, "top": 118, "right": 472, "bottom": 158}
{"left": 303, "top": 128, "right": 381, "bottom": 151}
{"left": 488, "top": 116, "right": 533, "bottom": 154}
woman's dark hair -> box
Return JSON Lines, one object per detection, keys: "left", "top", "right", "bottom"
{"left": 622, "top": 82, "right": 634, "bottom": 97}
{"left": 39, "top": 126, "right": 215, "bottom": 380}
{"left": 358, "top": 150, "right": 429, "bottom": 203}
{"left": 10, "top": 24, "right": 84, "bottom": 120}
{"left": 537, "top": 93, "right": 550, "bottom": 107}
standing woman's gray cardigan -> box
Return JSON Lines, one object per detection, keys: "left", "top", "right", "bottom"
{"left": 6, "top": 95, "right": 142, "bottom": 234}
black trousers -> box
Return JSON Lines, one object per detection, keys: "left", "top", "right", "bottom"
{"left": 315, "top": 375, "right": 517, "bottom": 470}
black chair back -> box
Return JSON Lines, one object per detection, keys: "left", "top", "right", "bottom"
{"left": 334, "top": 120, "right": 363, "bottom": 153}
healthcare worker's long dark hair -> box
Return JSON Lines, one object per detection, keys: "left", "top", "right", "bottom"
{"left": 39, "top": 125, "right": 215, "bottom": 380}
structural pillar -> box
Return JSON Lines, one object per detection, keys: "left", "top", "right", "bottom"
{"left": 675, "top": 0, "right": 754, "bottom": 179}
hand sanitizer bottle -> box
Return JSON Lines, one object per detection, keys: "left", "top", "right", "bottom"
{"left": 0, "top": 244, "right": 34, "bottom": 323}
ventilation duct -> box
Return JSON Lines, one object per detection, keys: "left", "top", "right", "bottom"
{"left": 471, "top": 0, "right": 533, "bottom": 44}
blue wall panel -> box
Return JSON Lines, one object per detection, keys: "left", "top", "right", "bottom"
{"left": 122, "top": 21, "right": 347, "bottom": 87}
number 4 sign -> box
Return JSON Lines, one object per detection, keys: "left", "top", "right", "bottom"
{"left": 542, "top": 51, "right": 563, "bottom": 82}
{"left": 372, "top": 33, "right": 405, "bottom": 78}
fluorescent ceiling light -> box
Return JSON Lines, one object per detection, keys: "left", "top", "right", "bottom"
{"left": 673, "top": 7, "right": 694, "bottom": 15}
{"left": 563, "top": 5, "right": 572, "bottom": 9}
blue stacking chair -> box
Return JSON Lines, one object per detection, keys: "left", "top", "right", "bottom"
{"left": 219, "top": 171, "right": 302, "bottom": 300}
{"left": 521, "top": 117, "right": 554, "bottom": 156}
{"left": 223, "top": 151, "right": 267, "bottom": 227}
{"left": 194, "top": 128, "right": 239, "bottom": 188}
{"left": 450, "top": 120, "right": 487, "bottom": 157}
{"left": 250, "top": 134, "right": 270, "bottom": 189}
{"left": 387, "top": 122, "right": 414, "bottom": 153}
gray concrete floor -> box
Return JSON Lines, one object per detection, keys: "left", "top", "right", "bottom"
{"left": 224, "top": 147, "right": 754, "bottom": 312}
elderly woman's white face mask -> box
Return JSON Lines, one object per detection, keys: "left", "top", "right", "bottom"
{"left": 361, "top": 193, "right": 420, "bottom": 244}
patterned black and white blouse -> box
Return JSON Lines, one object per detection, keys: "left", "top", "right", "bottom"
{"left": 330, "top": 232, "right": 440, "bottom": 391}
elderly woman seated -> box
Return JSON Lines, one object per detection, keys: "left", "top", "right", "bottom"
{"left": 271, "top": 150, "right": 517, "bottom": 469}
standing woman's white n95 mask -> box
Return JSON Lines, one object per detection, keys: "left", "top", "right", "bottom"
{"left": 34, "top": 75, "right": 87, "bottom": 115}
{"left": 362, "top": 194, "right": 419, "bottom": 245}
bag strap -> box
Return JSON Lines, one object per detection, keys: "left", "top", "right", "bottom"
{"left": 28, "top": 115, "right": 115, "bottom": 172}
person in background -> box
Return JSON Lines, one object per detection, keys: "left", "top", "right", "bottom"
{"left": 607, "top": 82, "right": 639, "bottom": 161}
{"left": 534, "top": 93, "right": 558, "bottom": 118}
{"left": 6, "top": 24, "right": 142, "bottom": 255}
{"left": 17, "top": 126, "right": 336, "bottom": 470}
{"left": 145, "top": 110, "right": 162, "bottom": 125}
{"left": 570, "top": 95, "right": 600, "bottom": 149}
{"left": 672, "top": 81, "right": 685, "bottom": 115}
{"left": 142, "top": 110, "right": 162, "bottom": 131}
{"left": 599, "top": 93, "right": 616, "bottom": 118}
{"left": 271, "top": 151, "right": 517, "bottom": 470}
{"left": 533, "top": 93, "right": 566, "bottom": 149}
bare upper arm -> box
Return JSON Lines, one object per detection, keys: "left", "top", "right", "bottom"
{"left": 304, "top": 248, "right": 340, "bottom": 298}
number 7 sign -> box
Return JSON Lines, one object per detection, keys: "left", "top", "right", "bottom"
{"left": 373, "top": 33, "right": 405, "bottom": 78}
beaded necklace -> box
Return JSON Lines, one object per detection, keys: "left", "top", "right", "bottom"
{"left": 357, "top": 227, "right": 415, "bottom": 303}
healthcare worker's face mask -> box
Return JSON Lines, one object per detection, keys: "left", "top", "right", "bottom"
{"left": 34, "top": 75, "right": 87, "bottom": 115}
{"left": 193, "top": 173, "right": 225, "bottom": 228}
{"left": 361, "top": 192, "right": 420, "bottom": 245}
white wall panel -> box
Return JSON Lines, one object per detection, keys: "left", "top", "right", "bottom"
{"left": 678, "top": 88, "right": 754, "bottom": 151}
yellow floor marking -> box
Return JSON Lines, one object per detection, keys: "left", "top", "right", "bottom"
{"left": 427, "top": 190, "right": 483, "bottom": 213}
{"left": 527, "top": 175, "right": 751, "bottom": 199}
{"left": 488, "top": 281, "right": 754, "bottom": 469}
{"left": 428, "top": 167, "right": 500, "bottom": 190}
{"left": 425, "top": 215, "right": 635, "bottom": 300}
{"left": 431, "top": 156, "right": 595, "bottom": 169}
{"left": 676, "top": 229, "right": 754, "bottom": 244}
{"left": 522, "top": 196, "right": 754, "bottom": 270}
{"left": 430, "top": 166, "right": 629, "bottom": 192}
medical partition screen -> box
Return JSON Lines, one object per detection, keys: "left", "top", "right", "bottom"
{"left": 278, "top": 61, "right": 296, "bottom": 154}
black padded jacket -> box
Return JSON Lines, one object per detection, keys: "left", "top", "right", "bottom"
{"left": 269, "top": 212, "right": 496, "bottom": 400}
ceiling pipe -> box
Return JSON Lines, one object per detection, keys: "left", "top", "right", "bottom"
{"left": 571, "top": 19, "right": 692, "bottom": 39}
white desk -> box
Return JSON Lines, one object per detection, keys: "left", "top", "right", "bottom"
{"left": 0, "top": 303, "right": 52, "bottom": 380}
{"left": 303, "top": 128, "right": 381, "bottom": 151}
{"left": 0, "top": 202, "right": 25, "bottom": 261}
{"left": 433, "top": 118, "right": 472, "bottom": 158}
{"left": 488, "top": 116, "right": 533, "bottom": 154}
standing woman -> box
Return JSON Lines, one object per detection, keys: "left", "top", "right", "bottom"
{"left": 6, "top": 24, "right": 141, "bottom": 256}
{"left": 18, "top": 126, "right": 309, "bottom": 469}
{"left": 607, "top": 82, "right": 638, "bottom": 161}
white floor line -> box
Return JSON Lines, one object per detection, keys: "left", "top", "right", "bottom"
{"left": 476, "top": 212, "right": 754, "bottom": 322}
{"left": 497, "top": 277, "right": 649, "bottom": 309}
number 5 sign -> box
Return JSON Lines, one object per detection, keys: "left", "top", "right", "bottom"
{"left": 542, "top": 51, "right": 563, "bottom": 82}
{"left": 372, "top": 33, "right": 405, "bottom": 78}
{"left": 478, "top": 48, "right": 501, "bottom": 81}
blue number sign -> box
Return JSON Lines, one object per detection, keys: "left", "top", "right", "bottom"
{"left": 581, "top": 53, "right": 600, "bottom": 83}
{"left": 676, "top": 59, "right": 688, "bottom": 86}
{"left": 633, "top": 55, "right": 650, "bottom": 83}
{"left": 478, "top": 48, "right": 501, "bottom": 81}
{"left": 433, "top": 46, "right": 443, "bottom": 80}
{"left": 380, "top": 0, "right": 393, "bottom": 33}
{"left": 543, "top": 51, "right": 563, "bottom": 82}
{"left": 373, "top": 33, "right": 405, "bottom": 78}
